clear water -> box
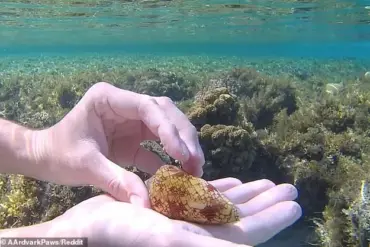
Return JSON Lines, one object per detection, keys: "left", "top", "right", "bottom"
{"left": 1, "top": 0, "right": 370, "bottom": 246}
{"left": 1, "top": 0, "right": 370, "bottom": 57}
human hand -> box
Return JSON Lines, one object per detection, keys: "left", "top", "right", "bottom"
{"left": 46, "top": 178, "right": 301, "bottom": 247}
{"left": 36, "top": 82, "right": 204, "bottom": 206}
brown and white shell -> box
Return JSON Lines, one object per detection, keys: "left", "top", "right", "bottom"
{"left": 146, "top": 165, "right": 240, "bottom": 224}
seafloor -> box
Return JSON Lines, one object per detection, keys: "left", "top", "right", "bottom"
{"left": 1, "top": 53, "right": 370, "bottom": 247}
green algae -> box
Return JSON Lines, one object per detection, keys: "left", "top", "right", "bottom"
{"left": 0, "top": 55, "right": 370, "bottom": 247}
{"left": 187, "top": 87, "right": 241, "bottom": 129}
{"left": 185, "top": 65, "right": 370, "bottom": 246}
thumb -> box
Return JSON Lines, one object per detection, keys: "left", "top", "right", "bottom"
{"left": 93, "top": 154, "right": 150, "bottom": 208}
{"left": 171, "top": 230, "right": 252, "bottom": 247}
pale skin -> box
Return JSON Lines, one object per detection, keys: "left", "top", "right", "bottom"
{"left": 0, "top": 82, "right": 302, "bottom": 247}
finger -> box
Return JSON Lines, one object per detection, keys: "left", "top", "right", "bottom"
{"left": 171, "top": 230, "right": 252, "bottom": 247}
{"left": 182, "top": 201, "right": 302, "bottom": 246}
{"left": 92, "top": 153, "right": 151, "bottom": 208}
{"left": 138, "top": 97, "right": 192, "bottom": 163}
{"left": 238, "top": 183, "right": 298, "bottom": 217}
{"left": 208, "top": 177, "right": 242, "bottom": 193}
{"left": 238, "top": 201, "right": 302, "bottom": 245}
{"left": 90, "top": 83, "right": 190, "bottom": 166}
{"left": 113, "top": 119, "right": 160, "bottom": 141}
{"left": 223, "top": 179, "right": 276, "bottom": 205}
{"left": 155, "top": 96, "right": 205, "bottom": 177}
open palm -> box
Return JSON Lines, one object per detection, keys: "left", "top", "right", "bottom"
{"left": 51, "top": 177, "right": 301, "bottom": 247}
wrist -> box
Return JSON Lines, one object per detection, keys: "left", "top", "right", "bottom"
{"left": 0, "top": 118, "right": 51, "bottom": 179}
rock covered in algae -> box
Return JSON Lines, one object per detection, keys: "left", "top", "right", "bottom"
{"left": 125, "top": 68, "right": 197, "bottom": 101}
{"left": 199, "top": 124, "right": 256, "bottom": 180}
{"left": 146, "top": 165, "right": 240, "bottom": 224}
{"left": 185, "top": 87, "right": 260, "bottom": 181}
{"left": 187, "top": 87, "right": 240, "bottom": 130}
{"left": 207, "top": 68, "right": 298, "bottom": 130}
{"left": 341, "top": 179, "right": 370, "bottom": 247}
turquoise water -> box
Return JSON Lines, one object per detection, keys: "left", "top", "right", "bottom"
{"left": 1, "top": 0, "right": 370, "bottom": 58}
{"left": 1, "top": 1, "right": 370, "bottom": 247}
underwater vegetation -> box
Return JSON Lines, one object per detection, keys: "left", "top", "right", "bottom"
{"left": 1, "top": 58, "right": 370, "bottom": 247}
{"left": 0, "top": 174, "right": 102, "bottom": 228}
{"left": 0, "top": 67, "right": 199, "bottom": 129}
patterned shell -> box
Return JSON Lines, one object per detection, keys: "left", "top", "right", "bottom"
{"left": 146, "top": 165, "right": 240, "bottom": 224}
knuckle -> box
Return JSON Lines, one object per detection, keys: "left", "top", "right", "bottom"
{"left": 157, "top": 96, "right": 174, "bottom": 107}
{"left": 90, "top": 82, "right": 111, "bottom": 92}
{"left": 140, "top": 96, "right": 158, "bottom": 108}
{"left": 138, "top": 96, "right": 158, "bottom": 115}
{"left": 106, "top": 177, "right": 122, "bottom": 196}
{"left": 160, "top": 122, "right": 177, "bottom": 137}
{"left": 85, "top": 82, "right": 112, "bottom": 103}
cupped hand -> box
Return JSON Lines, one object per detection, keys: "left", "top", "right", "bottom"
{"left": 48, "top": 178, "right": 301, "bottom": 247}
{"left": 39, "top": 82, "right": 205, "bottom": 206}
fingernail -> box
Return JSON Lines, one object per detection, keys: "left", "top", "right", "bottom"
{"left": 130, "top": 194, "right": 145, "bottom": 207}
